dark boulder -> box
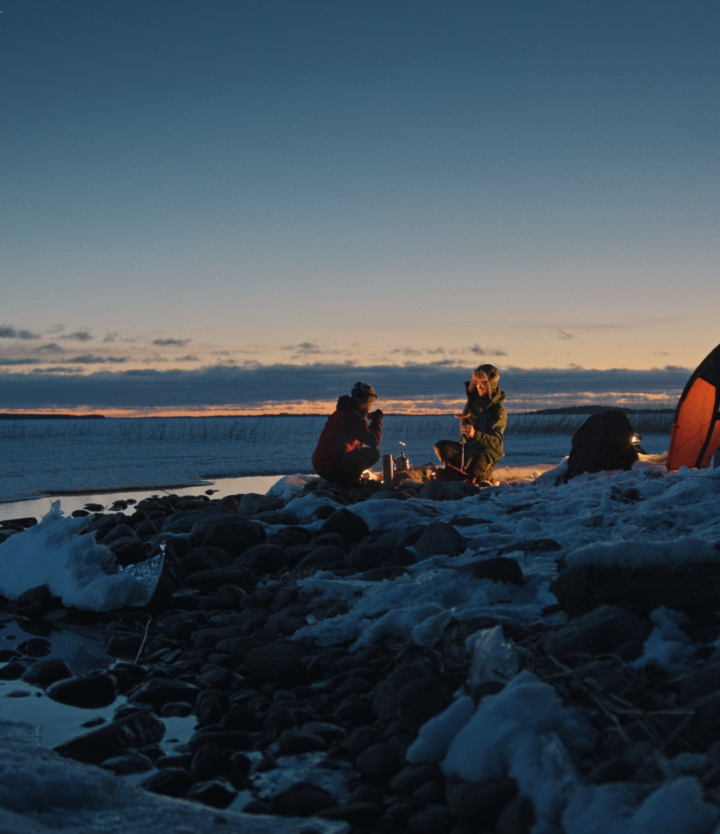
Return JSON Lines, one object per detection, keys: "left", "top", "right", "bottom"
{"left": 55, "top": 710, "right": 165, "bottom": 765}
{"left": 46, "top": 672, "right": 118, "bottom": 708}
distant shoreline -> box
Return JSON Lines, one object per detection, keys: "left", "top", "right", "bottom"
{"left": 0, "top": 413, "right": 106, "bottom": 420}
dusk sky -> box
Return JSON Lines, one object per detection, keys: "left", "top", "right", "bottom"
{"left": 1, "top": 0, "right": 718, "bottom": 413}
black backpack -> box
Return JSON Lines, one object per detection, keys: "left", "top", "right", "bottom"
{"left": 566, "top": 410, "right": 639, "bottom": 481}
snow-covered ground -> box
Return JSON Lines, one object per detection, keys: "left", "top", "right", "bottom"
{"left": 7, "top": 415, "right": 711, "bottom": 833}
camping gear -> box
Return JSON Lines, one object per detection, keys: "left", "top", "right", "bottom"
{"left": 566, "top": 410, "right": 640, "bottom": 481}
{"left": 382, "top": 454, "right": 394, "bottom": 489}
{"left": 395, "top": 452, "right": 409, "bottom": 471}
{"left": 667, "top": 344, "right": 720, "bottom": 470}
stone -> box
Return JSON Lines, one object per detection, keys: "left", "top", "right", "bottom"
{"left": 0, "top": 661, "right": 26, "bottom": 680}
{"left": 235, "top": 544, "right": 289, "bottom": 573}
{"left": 495, "top": 795, "right": 535, "bottom": 834}
{"left": 398, "top": 677, "right": 453, "bottom": 727}
{"left": 294, "top": 545, "right": 348, "bottom": 570}
{"left": 391, "top": 764, "right": 444, "bottom": 794}
{"left": 46, "top": 672, "right": 118, "bottom": 708}
{"left": 189, "top": 730, "right": 254, "bottom": 752}
{"left": 100, "top": 752, "right": 154, "bottom": 775}
{"left": 316, "top": 803, "right": 384, "bottom": 828}
{"left": 190, "top": 742, "right": 222, "bottom": 780}
{"left": 186, "top": 781, "right": 237, "bottom": 809}
{"left": 408, "top": 806, "right": 456, "bottom": 832}
{"left": 106, "top": 635, "right": 144, "bottom": 659}
{"left": 445, "top": 776, "right": 518, "bottom": 822}
{"left": 678, "top": 658, "right": 720, "bottom": 705}
{"left": 277, "top": 731, "right": 327, "bottom": 756}
{"left": 185, "top": 567, "right": 258, "bottom": 591}
{"left": 238, "top": 492, "right": 285, "bottom": 518}
{"left": 414, "top": 522, "right": 468, "bottom": 558}
{"left": 55, "top": 710, "right": 165, "bottom": 764}
{"left": 320, "top": 508, "right": 370, "bottom": 544}
{"left": 355, "top": 742, "right": 401, "bottom": 779}
{"left": 16, "top": 637, "right": 51, "bottom": 657}
{"left": 21, "top": 658, "right": 73, "bottom": 689}
{"left": 198, "top": 518, "right": 266, "bottom": 558}
{"left": 140, "top": 768, "right": 193, "bottom": 798}
{"left": 347, "top": 543, "right": 417, "bottom": 570}
{"left": 245, "top": 640, "right": 307, "bottom": 686}
{"left": 543, "top": 605, "right": 652, "bottom": 661}
{"left": 270, "top": 782, "right": 336, "bottom": 816}
{"left": 417, "top": 482, "right": 481, "bottom": 501}
{"left": 458, "top": 556, "right": 524, "bottom": 585}
{"left": 373, "top": 660, "right": 435, "bottom": 719}
{"left": 181, "top": 545, "right": 233, "bottom": 573}
{"left": 130, "top": 678, "right": 200, "bottom": 710}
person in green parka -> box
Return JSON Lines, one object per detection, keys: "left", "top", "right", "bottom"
{"left": 434, "top": 363, "right": 507, "bottom": 483}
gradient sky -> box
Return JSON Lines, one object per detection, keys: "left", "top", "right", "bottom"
{"left": 1, "top": 0, "right": 719, "bottom": 412}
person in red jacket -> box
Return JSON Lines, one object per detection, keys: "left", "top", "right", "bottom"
{"left": 312, "top": 382, "right": 383, "bottom": 484}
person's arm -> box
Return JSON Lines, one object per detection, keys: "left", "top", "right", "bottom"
{"left": 471, "top": 403, "right": 506, "bottom": 456}
{"left": 347, "top": 409, "right": 382, "bottom": 447}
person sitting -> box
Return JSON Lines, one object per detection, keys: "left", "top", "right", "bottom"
{"left": 434, "top": 364, "right": 506, "bottom": 483}
{"left": 312, "top": 382, "right": 383, "bottom": 485}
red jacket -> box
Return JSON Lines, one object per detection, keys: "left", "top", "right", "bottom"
{"left": 312, "top": 396, "right": 382, "bottom": 474}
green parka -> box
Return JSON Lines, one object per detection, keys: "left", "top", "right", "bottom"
{"left": 462, "top": 382, "right": 507, "bottom": 465}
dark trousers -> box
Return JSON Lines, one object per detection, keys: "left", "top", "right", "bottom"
{"left": 434, "top": 439, "right": 494, "bottom": 481}
{"left": 318, "top": 447, "right": 381, "bottom": 484}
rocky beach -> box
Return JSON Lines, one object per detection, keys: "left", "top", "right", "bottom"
{"left": 2, "top": 462, "right": 720, "bottom": 834}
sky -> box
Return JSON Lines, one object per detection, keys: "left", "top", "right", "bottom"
{"left": 1, "top": 0, "right": 718, "bottom": 414}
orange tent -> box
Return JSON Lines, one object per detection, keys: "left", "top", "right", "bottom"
{"left": 667, "top": 344, "right": 720, "bottom": 469}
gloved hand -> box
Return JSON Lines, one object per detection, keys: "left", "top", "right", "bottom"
{"left": 369, "top": 409, "right": 383, "bottom": 420}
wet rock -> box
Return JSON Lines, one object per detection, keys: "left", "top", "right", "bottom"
{"left": 498, "top": 538, "right": 562, "bottom": 554}
{"left": 100, "top": 752, "right": 154, "bottom": 775}
{"left": 399, "top": 677, "right": 453, "bottom": 727}
{"left": 294, "top": 545, "right": 348, "bottom": 570}
{"left": 181, "top": 545, "right": 233, "bottom": 573}
{"left": 185, "top": 567, "right": 258, "bottom": 591}
{"left": 46, "top": 672, "right": 118, "bottom": 708}
{"left": 110, "top": 538, "right": 150, "bottom": 566}
{"left": 235, "top": 544, "right": 289, "bottom": 574}
{"left": 414, "top": 522, "right": 468, "bottom": 558}
{"left": 361, "top": 566, "right": 409, "bottom": 581}
{"left": 270, "top": 782, "right": 336, "bottom": 816}
{"left": 391, "top": 763, "right": 443, "bottom": 794}
{"left": 14, "top": 585, "right": 58, "bottom": 617}
{"left": 100, "top": 523, "right": 139, "bottom": 546}
{"left": 16, "top": 637, "right": 51, "bottom": 657}
{"left": 678, "top": 658, "right": 720, "bottom": 705}
{"left": 269, "top": 527, "right": 313, "bottom": 549}
{"left": 238, "top": 492, "right": 284, "bottom": 518}
{"left": 317, "top": 802, "right": 385, "bottom": 828}
{"left": 313, "top": 532, "right": 346, "bottom": 549}
{"left": 140, "top": 768, "right": 193, "bottom": 798}
{"left": 495, "top": 795, "right": 535, "bottom": 834}
{"left": 55, "top": 710, "right": 165, "bottom": 764}
{"left": 417, "top": 482, "right": 480, "bottom": 501}
{"left": 197, "top": 518, "right": 266, "bottom": 558}
{"left": 186, "top": 781, "right": 237, "bottom": 809}
{"left": 244, "top": 641, "right": 307, "bottom": 687}
{"left": 189, "top": 729, "right": 254, "bottom": 752}
{"left": 21, "top": 658, "right": 73, "bottom": 688}
{"left": 676, "top": 690, "right": 720, "bottom": 752}
{"left": 131, "top": 678, "right": 200, "bottom": 710}
{"left": 543, "top": 605, "right": 652, "bottom": 661}
{"left": 458, "top": 556, "right": 524, "bottom": 585}
{"left": 0, "top": 661, "right": 26, "bottom": 680}
{"left": 355, "top": 742, "right": 401, "bottom": 779}
{"left": 191, "top": 742, "right": 222, "bottom": 780}
{"left": 445, "top": 776, "right": 518, "bottom": 822}
{"left": 320, "top": 508, "right": 370, "bottom": 544}
{"left": 373, "top": 660, "right": 436, "bottom": 719}
{"left": 408, "top": 806, "right": 456, "bottom": 832}
{"left": 347, "top": 542, "right": 417, "bottom": 570}
{"left": 107, "top": 634, "right": 143, "bottom": 659}
{"left": 277, "top": 730, "right": 327, "bottom": 756}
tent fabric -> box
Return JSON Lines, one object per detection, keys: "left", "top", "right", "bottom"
{"left": 667, "top": 344, "right": 720, "bottom": 470}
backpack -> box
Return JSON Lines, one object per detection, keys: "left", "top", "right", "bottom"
{"left": 566, "top": 410, "right": 639, "bottom": 481}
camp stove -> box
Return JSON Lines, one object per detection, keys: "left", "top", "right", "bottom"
{"left": 395, "top": 452, "right": 410, "bottom": 471}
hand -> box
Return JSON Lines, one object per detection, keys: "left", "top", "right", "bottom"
{"left": 460, "top": 423, "right": 475, "bottom": 438}
{"left": 454, "top": 412, "right": 470, "bottom": 420}
{"left": 369, "top": 409, "right": 383, "bottom": 420}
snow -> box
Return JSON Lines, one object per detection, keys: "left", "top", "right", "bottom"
{"left": 0, "top": 720, "right": 348, "bottom": 834}
{"left": 0, "top": 502, "right": 162, "bottom": 611}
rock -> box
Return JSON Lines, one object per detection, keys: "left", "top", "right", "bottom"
{"left": 346, "top": 726, "right": 379, "bottom": 757}
{"left": 185, "top": 567, "right": 258, "bottom": 591}
{"left": 678, "top": 658, "right": 720, "bottom": 705}
{"left": 55, "top": 710, "right": 165, "bottom": 764}
{"left": 270, "top": 782, "right": 336, "bottom": 816}
{"left": 0, "top": 661, "right": 26, "bottom": 680}
{"left": 245, "top": 641, "right": 307, "bottom": 686}
{"left": 189, "top": 730, "right": 254, "bottom": 752}
{"left": 445, "top": 776, "right": 518, "bottom": 822}
{"left": 498, "top": 538, "right": 562, "bottom": 554}
{"left": 373, "top": 660, "right": 436, "bottom": 719}
{"left": 320, "top": 508, "right": 370, "bottom": 544}
{"left": 110, "top": 539, "right": 149, "bottom": 566}
{"left": 550, "top": 561, "right": 720, "bottom": 619}
{"left": 458, "top": 556, "right": 524, "bottom": 585}
{"left": 317, "top": 803, "right": 384, "bottom": 828}
{"left": 495, "top": 795, "right": 535, "bottom": 834}
{"left": 294, "top": 545, "right": 348, "bottom": 570}
{"left": 417, "top": 482, "right": 480, "bottom": 501}
{"left": 21, "top": 658, "right": 73, "bottom": 688}
{"left": 181, "top": 545, "right": 233, "bottom": 573}
{"left": 100, "top": 523, "right": 139, "bottom": 546}
{"left": 130, "top": 678, "right": 200, "bottom": 710}
{"left": 237, "top": 493, "right": 284, "bottom": 518}
{"left": 391, "top": 763, "right": 443, "bottom": 794}
{"left": 414, "top": 522, "right": 468, "bottom": 558}
{"left": 190, "top": 742, "right": 221, "bottom": 780}
{"left": 140, "top": 768, "right": 193, "bottom": 798}
{"left": 16, "top": 637, "right": 51, "bottom": 657}
{"left": 398, "top": 677, "right": 453, "bottom": 727}
{"left": 355, "top": 742, "right": 401, "bottom": 779}
{"left": 277, "top": 730, "right": 327, "bottom": 756}
{"left": 408, "top": 806, "right": 456, "bottom": 832}
{"left": 186, "top": 781, "right": 237, "bottom": 809}
{"left": 198, "top": 518, "right": 266, "bottom": 558}
{"left": 236, "top": 543, "right": 289, "bottom": 573}
{"left": 100, "top": 752, "right": 154, "bottom": 775}
{"left": 347, "top": 542, "right": 417, "bottom": 570}
{"left": 269, "top": 527, "right": 313, "bottom": 548}
{"left": 106, "top": 635, "right": 144, "bottom": 659}
{"left": 543, "top": 605, "right": 652, "bottom": 661}
{"left": 214, "top": 584, "right": 247, "bottom": 607}
{"left": 46, "top": 672, "right": 118, "bottom": 708}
